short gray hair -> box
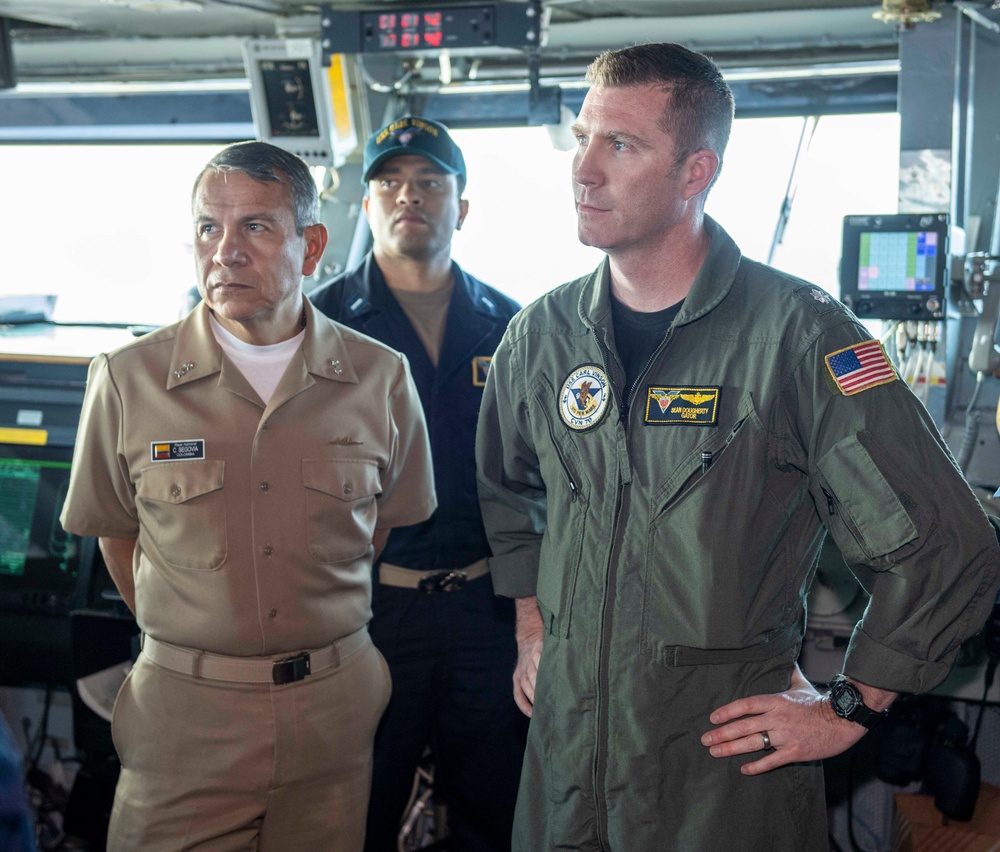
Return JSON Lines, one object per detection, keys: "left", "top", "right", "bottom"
{"left": 192, "top": 141, "right": 320, "bottom": 233}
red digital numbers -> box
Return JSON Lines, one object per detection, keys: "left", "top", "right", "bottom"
{"left": 424, "top": 9, "right": 442, "bottom": 46}
{"left": 373, "top": 8, "right": 448, "bottom": 51}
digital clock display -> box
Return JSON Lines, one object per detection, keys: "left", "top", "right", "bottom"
{"left": 360, "top": 6, "right": 495, "bottom": 52}
{"left": 373, "top": 11, "right": 445, "bottom": 48}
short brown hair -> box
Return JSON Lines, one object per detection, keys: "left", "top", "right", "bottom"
{"left": 586, "top": 43, "right": 734, "bottom": 186}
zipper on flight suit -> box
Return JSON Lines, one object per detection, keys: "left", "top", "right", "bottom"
{"left": 544, "top": 415, "right": 580, "bottom": 502}
{"left": 820, "top": 484, "right": 878, "bottom": 560}
{"left": 593, "top": 469, "right": 625, "bottom": 852}
{"left": 590, "top": 325, "right": 672, "bottom": 850}
{"left": 621, "top": 345, "right": 669, "bottom": 426}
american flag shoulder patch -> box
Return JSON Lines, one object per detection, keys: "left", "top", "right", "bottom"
{"left": 825, "top": 339, "right": 897, "bottom": 396}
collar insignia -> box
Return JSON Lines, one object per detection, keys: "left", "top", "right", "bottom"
{"left": 472, "top": 356, "right": 492, "bottom": 387}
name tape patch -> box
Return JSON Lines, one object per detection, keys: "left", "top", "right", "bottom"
{"left": 559, "top": 365, "right": 611, "bottom": 432}
{"left": 825, "top": 340, "right": 897, "bottom": 396}
{"left": 151, "top": 440, "right": 205, "bottom": 462}
{"left": 645, "top": 387, "right": 721, "bottom": 426}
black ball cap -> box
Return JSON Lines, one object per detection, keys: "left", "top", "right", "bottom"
{"left": 362, "top": 115, "right": 466, "bottom": 186}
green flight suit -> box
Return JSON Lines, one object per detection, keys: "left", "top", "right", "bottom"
{"left": 476, "top": 217, "right": 1000, "bottom": 851}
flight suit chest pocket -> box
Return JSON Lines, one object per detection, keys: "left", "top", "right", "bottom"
{"left": 530, "top": 374, "right": 590, "bottom": 639}
{"left": 641, "top": 397, "right": 777, "bottom": 653}
{"left": 302, "top": 459, "right": 381, "bottom": 565}
{"left": 136, "top": 460, "right": 226, "bottom": 571}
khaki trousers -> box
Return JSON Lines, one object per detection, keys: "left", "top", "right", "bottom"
{"left": 107, "top": 632, "right": 391, "bottom": 851}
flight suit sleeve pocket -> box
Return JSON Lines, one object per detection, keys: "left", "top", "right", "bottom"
{"left": 302, "top": 459, "right": 381, "bottom": 564}
{"left": 817, "top": 433, "right": 917, "bottom": 561}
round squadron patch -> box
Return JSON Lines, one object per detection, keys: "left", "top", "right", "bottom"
{"left": 559, "top": 365, "right": 610, "bottom": 432}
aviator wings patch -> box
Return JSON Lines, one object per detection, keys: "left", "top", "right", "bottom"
{"left": 645, "top": 386, "right": 721, "bottom": 426}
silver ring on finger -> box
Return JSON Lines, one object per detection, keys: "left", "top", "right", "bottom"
{"left": 761, "top": 731, "right": 772, "bottom": 751}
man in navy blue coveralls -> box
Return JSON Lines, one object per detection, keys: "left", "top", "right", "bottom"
{"left": 310, "top": 116, "right": 526, "bottom": 851}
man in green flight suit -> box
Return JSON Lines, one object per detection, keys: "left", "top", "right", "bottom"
{"left": 476, "top": 42, "right": 1000, "bottom": 851}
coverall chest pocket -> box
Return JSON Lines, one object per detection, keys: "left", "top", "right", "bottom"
{"left": 135, "top": 460, "right": 226, "bottom": 571}
{"left": 641, "top": 396, "right": 778, "bottom": 655}
{"left": 302, "top": 459, "right": 381, "bottom": 565}
{"left": 531, "top": 374, "right": 590, "bottom": 639}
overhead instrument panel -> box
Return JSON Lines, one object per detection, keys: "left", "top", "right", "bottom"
{"left": 243, "top": 38, "right": 357, "bottom": 167}
{"left": 320, "top": 3, "right": 543, "bottom": 58}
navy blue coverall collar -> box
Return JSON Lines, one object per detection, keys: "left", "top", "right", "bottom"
{"left": 335, "top": 252, "right": 507, "bottom": 384}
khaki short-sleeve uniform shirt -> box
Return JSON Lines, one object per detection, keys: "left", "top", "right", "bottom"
{"left": 61, "top": 299, "right": 436, "bottom": 656}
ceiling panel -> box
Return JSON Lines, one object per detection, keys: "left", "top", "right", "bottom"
{"left": 0, "top": 0, "right": 986, "bottom": 83}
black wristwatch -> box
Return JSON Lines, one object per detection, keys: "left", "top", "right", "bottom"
{"left": 828, "top": 675, "right": 890, "bottom": 731}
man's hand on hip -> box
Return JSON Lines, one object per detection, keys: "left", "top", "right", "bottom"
{"left": 699, "top": 664, "right": 894, "bottom": 774}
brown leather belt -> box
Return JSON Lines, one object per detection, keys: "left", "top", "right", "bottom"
{"left": 141, "top": 627, "right": 368, "bottom": 685}
{"left": 378, "top": 558, "right": 490, "bottom": 593}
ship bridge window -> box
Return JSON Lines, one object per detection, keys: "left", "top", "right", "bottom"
{"left": 0, "top": 112, "right": 898, "bottom": 327}
{"left": 0, "top": 144, "right": 219, "bottom": 327}
{"left": 449, "top": 112, "right": 900, "bottom": 307}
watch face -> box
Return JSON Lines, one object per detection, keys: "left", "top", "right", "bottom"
{"left": 831, "top": 682, "right": 860, "bottom": 717}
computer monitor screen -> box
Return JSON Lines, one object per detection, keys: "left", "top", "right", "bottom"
{"left": 856, "top": 230, "right": 940, "bottom": 292}
{"left": 840, "top": 213, "right": 948, "bottom": 320}
{"left": 0, "top": 443, "right": 92, "bottom": 614}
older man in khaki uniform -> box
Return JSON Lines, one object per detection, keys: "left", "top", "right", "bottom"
{"left": 61, "top": 141, "right": 436, "bottom": 851}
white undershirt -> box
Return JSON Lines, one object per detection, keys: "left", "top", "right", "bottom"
{"left": 209, "top": 314, "right": 305, "bottom": 405}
